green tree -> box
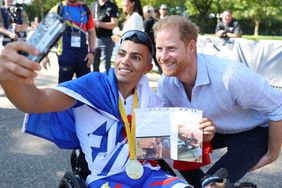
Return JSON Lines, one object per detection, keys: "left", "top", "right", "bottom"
{"left": 232, "top": 0, "right": 282, "bottom": 35}
{"left": 114, "top": 0, "right": 186, "bottom": 17}
{"left": 185, "top": 0, "right": 214, "bottom": 33}
{"left": 25, "top": 0, "right": 59, "bottom": 21}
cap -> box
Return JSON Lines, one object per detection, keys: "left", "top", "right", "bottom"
{"left": 160, "top": 4, "right": 168, "bottom": 10}
{"left": 120, "top": 30, "right": 155, "bottom": 61}
{"left": 143, "top": 5, "right": 153, "bottom": 13}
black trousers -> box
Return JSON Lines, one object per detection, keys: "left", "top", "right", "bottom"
{"left": 179, "top": 127, "right": 268, "bottom": 188}
{"left": 58, "top": 53, "right": 90, "bottom": 83}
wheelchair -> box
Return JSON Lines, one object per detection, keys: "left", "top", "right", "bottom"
{"left": 58, "top": 150, "right": 257, "bottom": 188}
{"left": 58, "top": 149, "right": 177, "bottom": 188}
{"left": 58, "top": 150, "right": 88, "bottom": 188}
{"left": 58, "top": 171, "right": 86, "bottom": 188}
{"left": 201, "top": 168, "right": 257, "bottom": 188}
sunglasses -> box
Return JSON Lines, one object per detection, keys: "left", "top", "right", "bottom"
{"left": 120, "top": 30, "right": 155, "bottom": 57}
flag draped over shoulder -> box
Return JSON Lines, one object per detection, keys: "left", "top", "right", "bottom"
{"left": 23, "top": 69, "right": 121, "bottom": 149}
{"left": 23, "top": 68, "right": 161, "bottom": 150}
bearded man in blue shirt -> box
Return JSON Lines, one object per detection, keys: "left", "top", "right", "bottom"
{"left": 154, "top": 15, "right": 282, "bottom": 188}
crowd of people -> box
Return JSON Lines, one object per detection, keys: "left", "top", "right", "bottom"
{"left": 1, "top": 0, "right": 242, "bottom": 74}
{"left": 1, "top": 1, "right": 282, "bottom": 188}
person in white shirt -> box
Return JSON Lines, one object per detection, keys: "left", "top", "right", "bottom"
{"left": 112, "top": 0, "right": 143, "bottom": 43}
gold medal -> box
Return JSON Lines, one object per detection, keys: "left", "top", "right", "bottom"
{"left": 125, "top": 160, "right": 144, "bottom": 180}
{"left": 119, "top": 90, "right": 142, "bottom": 179}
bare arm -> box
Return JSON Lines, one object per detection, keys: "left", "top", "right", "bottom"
{"left": 88, "top": 28, "right": 96, "bottom": 51}
{"left": 96, "top": 17, "right": 118, "bottom": 30}
{"left": 215, "top": 30, "right": 241, "bottom": 38}
{"left": 85, "top": 28, "right": 96, "bottom": 67}
{"left": 215, "top": 30, "right": 225, "bottom": 37}
{"left": 17, "top": 9, "right": 29, "bottom": 32}
{"left": 15, "top": 23, "right": 29, "bottom": 32}
{"left": 1, "top": 81, "right": 75, "bottom": 113}
{"left": 0, "top": 26, "right": 18, "bottom": 40}
{"left": 226, "top": 32, "right": 241, "bottom": 38}
{"left": 250, "top": 120, "right": 282, "bottom": 171}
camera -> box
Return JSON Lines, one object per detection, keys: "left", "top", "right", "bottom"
{"left": 24, "top": 12, "right": 66, "bottom": 62}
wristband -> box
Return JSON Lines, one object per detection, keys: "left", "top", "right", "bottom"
{"left": 89, "top": 49, "right": 95, "bottom": 55}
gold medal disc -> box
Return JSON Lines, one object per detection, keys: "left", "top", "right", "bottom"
{"left": 125, "top": 160, "right": 144, "bottom": 180}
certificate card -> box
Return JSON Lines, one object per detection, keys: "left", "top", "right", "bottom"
{"left": 135, "top": 107, "right": 203, "bottom": 162}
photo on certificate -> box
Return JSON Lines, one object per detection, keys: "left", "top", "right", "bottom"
{"left": 136, "top": 136, "right": 170, "bottom": 159}
{"left": 175, "top": 124, "right": 203, "bottom": 162}
{"left": 135, "top": 107, "right": 203, "bottom": 162}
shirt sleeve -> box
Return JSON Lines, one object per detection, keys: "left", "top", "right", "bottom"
{"left": 123, "top": 12, "right": 143, "bottom": 32}
{"left": 232, "top": 20, "right": 242, "bottom": 34}
{"left": 229, "top": 63, "right": 282, "bottom": 121}
{"left": 87, "top": 11, "right": 95, "bottom": 30}
{"left": 215, "top": 22, "right": 221, "bottom": 32}
{"left": 111, "top": 4, "right": 119, "bottom": 18}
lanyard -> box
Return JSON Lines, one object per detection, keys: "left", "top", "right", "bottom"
{"left": 65, "top": 4, "right": 85, "bottom": 33}
{"left": 118, "top": 90, "right": 138, "bottom": 160}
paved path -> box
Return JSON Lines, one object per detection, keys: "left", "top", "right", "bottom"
{"left": 0, "top": 52, "right": 281, "bottom": 187}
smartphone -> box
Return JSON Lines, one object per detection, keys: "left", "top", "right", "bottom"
{"left": 24, "top": 12, "right": 66, "bottom": 62}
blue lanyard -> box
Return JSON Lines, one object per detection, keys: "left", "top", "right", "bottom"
{"left": 65, "top": 4, "right": 86, "bottom": 33}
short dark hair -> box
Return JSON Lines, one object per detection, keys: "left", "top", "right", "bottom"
{"left": 129, "top": 0, "right": 143, "bottom": 19}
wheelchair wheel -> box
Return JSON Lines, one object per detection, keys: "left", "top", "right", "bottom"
{"left": 70, "top": 149, "right": 79, "bottom": 172}
{"left": 58, "top": 171, "right": 86, "bottom": 188}
{"left": 70, "top": 150, "right": 91, "bottom": 180}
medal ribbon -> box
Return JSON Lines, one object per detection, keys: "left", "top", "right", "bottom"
{"left": 118, "top": 89, "right": 138, "bottom": 160}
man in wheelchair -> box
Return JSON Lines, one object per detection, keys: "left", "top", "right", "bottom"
{"left": 2, "top": 30, "right": 209, "bottom": 187}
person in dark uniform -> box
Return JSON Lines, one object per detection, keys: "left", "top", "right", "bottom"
{"left": 215, "top": 10, "right": 242, "bottom": 38}
{"left": 0, "top": 0, "right": 29, "bottom": 46}
{"left": 90, "top": 0, "right": 119, "bottom": 72}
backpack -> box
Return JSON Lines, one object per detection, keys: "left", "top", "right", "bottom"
{"left": 56, "top": 1, "right": 90, "bottom": 20}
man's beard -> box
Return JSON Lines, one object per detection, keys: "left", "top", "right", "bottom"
{"left": 159, "top": 57, "right": 177, "bottom": 76}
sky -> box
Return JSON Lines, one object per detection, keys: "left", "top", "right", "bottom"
{"left": 16, "top": 0, "right": 32, "bottom": 4}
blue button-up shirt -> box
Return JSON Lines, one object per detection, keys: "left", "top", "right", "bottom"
{"left": 158, "top": 54, "right": 282, "bottom": 134}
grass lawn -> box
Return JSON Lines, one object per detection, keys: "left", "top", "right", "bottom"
{"left": 203, "top": 34, "right": 282, "bottom": 41}
{"left": 242, "top": 35, "right": 282, "bottom": 41}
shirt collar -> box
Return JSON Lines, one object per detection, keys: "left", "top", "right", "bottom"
{"left": 196, "top": 54, "right": 210, "bottom": 87}
{"left": 173, "top": 54, "right": 210, "bottom": 87}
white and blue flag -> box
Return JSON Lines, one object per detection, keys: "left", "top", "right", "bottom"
{"left": 23, "top": 68, "right": 162, "bottom": 183}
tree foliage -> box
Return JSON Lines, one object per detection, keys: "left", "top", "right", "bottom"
{"left": 210, "top": 0, "right": 282, "bottom": 35}
{"left": 25, "top": 0, "right": 59, "bottom": 20}
{"left": 231, "top": 0, "right": 282, "bottom": 35}
{"left": 23, "top": 0, "right": 282, "bottom": 36}
{"left": 185, "top": 0, "right": 214, "bottom": 33}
